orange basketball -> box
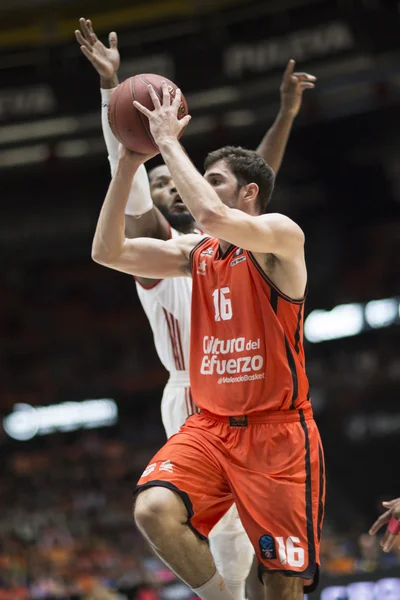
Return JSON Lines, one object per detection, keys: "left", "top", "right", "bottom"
{"left": 108, "top": 74, "right": 189, "bottom": 154}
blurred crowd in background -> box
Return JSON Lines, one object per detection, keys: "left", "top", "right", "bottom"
{"left": 1, "top": 0, "right": 400, "bottom": 598}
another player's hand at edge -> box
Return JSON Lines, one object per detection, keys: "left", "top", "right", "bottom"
{"left": 75, "top": 17, "right": 120, "bottom": 88}
{"left": 133, "top": 82, "right": 192, "bottom": 147}
{"left": 369, "top": 497, "right": 400, "bottom": 552}
{"left": 280, "top": 59, "right": 316, "bottom": 118}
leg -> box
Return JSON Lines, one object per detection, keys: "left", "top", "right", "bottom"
{"left": 134, "top": 416, "right": 237, "bottom": 599}
{"left": 223, "top": 412, "right": 325, "bottom": 597}
{"left": 262, "top": 572, "right": 303, "bottom": 600}
{"left": 134, "top": 486, "right": 215, "bottom": 587}
{"left": 209, "top": 504, "right": 254, "bottom": 600}
{"left": 245, "top": 555, "right": 264, "bottom": 600}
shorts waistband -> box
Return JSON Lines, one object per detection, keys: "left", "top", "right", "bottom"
{"left": 168, "top": 370, "right": 190, "bottom": 387}
{"left": 200, "top": 406, "right": 313, "bottom": 426}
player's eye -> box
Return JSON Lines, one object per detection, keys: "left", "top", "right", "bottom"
{"left": 155, "top": 182, "right": 165, "bottom": 189}
{"left": 212, "top": 179, "right": 221, "bottom": 186}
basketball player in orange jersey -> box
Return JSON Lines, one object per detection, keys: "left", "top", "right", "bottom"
{"left": 92, "top": 82, "right": 325, "bottom": 600}
{"left": 78, "top": 17, "right": 317, "bottom": 600}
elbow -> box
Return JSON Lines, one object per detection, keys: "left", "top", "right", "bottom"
{"left": 91, "top": 245, "right": 108, "bottom": 266}
{"left": 91, "top": 239, "right": 119, "bottom": 267}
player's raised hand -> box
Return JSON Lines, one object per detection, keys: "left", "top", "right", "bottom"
{"left": 369, "top": 498, "right": 400, "bottom": 552}
{"left": 133, "top": 81, "right": 191, "bottom": 145}
{"left": 75, "top": 18, "right": 120, "bottom": 84}
{"left": 280, "top": 59, "right": 316, "bottom": 118}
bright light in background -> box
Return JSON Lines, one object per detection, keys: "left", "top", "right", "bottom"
{"left": 365, "top": 298, "right": 398, "bottom": 328}
{"left": 3, "top": 399, "right": 118, "bottom": 441}
{"left": 305, "top": 296, "right": 400, "bottom": 343}
{"left": 304, "top": 303, "right": 364, "bottom": 343}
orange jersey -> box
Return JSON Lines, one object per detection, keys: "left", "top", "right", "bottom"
{"left": 190, "top": 237, "right": 310, "bottom": 415}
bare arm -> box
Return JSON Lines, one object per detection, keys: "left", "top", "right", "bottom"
{"left": 158, "top": 138, "right": 304, "bottom": 257}
{"left": 256, "top": 60, "right": 316, "bottom": 174}
{"left": 92, "top": 149, "right": 201, "bottom": 278}
{"left": 134, "top": 84, "right": 304, "bottom": 258}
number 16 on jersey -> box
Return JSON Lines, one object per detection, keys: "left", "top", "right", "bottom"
{"left": 212, "top": 287, "right": 233, "bottom": 322}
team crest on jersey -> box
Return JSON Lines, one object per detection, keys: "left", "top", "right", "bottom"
{"left": 259, "top": 535, "right": 277, "bottom": 560}
{"left": 200, "top": 248, "right": 214, "bottom": 256}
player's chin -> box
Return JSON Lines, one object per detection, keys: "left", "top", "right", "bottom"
{"left": 166, "top": 210, "right": 195, "bottom": 228}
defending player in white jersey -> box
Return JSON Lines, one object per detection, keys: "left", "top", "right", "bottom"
{"left": 76, "top": 17, "right": 316, "bottom": 600}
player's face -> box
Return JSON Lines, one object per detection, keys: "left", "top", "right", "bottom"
{"left": 204, "top": 160, "right": 242, "bottom": 209}
{"left": 148, "top": 165, "right": 194, "bottom": 229}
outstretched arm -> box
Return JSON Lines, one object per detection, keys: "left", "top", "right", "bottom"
{"left": 92, "top": 146, "right": 200, "bottom": 278}
{"left": 75, "top": 17, "right": 171, "bottom": 244}
{"left": 134, "top": 84, "right": 304, "bottom": 258}
{"left": 256, "top": 60, "right": 316, "bottom": 174}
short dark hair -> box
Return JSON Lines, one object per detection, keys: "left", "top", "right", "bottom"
{"left": 204, "top": 146, "right": 275, "bottom": 213}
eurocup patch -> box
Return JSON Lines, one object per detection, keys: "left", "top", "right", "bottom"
{"left": 259, "top": 534, "right": 277, "bottom": 560}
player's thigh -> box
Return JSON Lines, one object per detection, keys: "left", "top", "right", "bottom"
{"left": 136, "top": 419, "right": 233, "bottom": 538}
{"left": 227, "top": 417, "right": 325, "bottom": 584}
{"left": 160, "top": 384, "right": 190, "bottom": 438}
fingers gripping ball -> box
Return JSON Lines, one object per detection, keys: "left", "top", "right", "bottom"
{"left": 108, "top": 74, "right": 189, "bottom": 154}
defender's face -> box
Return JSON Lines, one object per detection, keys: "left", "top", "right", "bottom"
{"left": 149, "top": 165, "right": 190, "bottom": 217}
{"left": 203, "top": 159, "right": 241, "bottom": 209}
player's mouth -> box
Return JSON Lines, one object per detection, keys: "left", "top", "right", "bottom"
{"left": 171, "top": 196, "right": 189, "bottom": 213}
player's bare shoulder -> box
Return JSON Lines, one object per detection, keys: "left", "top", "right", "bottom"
{"left": 261, "top": 213, "right": 305, "bottom": 252}
{"left": 167, "top": 233, "right": 208, "bottom": 276}
{"left": 253, "top": 213, "right": 306, "bottom": 300}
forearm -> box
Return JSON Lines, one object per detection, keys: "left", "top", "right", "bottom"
{"left": 255, "top": 109, "right": 295, "bottom": 174}
{"left": 158, "top": 139, "right": 224, "bottom": 226}
{"left": 92, "top": 159, "right": 140, "bottom": 262}
{"left": 101, "top": 74, "right": 118, "bottom": 90}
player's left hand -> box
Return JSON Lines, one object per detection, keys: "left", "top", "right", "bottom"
{"left": 280, "top": 59, "right": 316, "bottom": 118}
{"left": 133, "top": 81, "right": 192, "bottom": 146}
{"left": 117, "top": 143, "right": 158, "bottom": 166}
{"left": 369, "top": 498, "right": 400, "bottom": 552}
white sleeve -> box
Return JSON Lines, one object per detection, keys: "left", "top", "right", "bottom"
{"left": 101, "top": 87, "right": 119, "bottom": 175}
{"left": 101, "top": 88, "right": 153, "bottom": 216}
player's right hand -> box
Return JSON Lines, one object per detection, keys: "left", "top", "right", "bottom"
{"left": 369, "top": 497, "right": 400, "bottom": 552}
{"left": 75, "top": 17, "right": 120, "bottom": 82}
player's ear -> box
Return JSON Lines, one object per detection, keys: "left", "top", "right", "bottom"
{"left": 242, "top": 182, "right": 259, "bottom": 204}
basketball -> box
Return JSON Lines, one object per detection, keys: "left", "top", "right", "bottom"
{"left": 108, "top": 74, "right": 189, "bottom": 154}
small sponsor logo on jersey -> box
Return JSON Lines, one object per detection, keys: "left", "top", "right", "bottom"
{"left": 233, "top": 248, "right": 244, "bottom": 257}
{"left": 200, "top": 248, "right": 214, "bottom": 256}
{"left": 259, "top": 535, "right": 277, "bottom": 560}
{"left": 230, "top": 256, "right": 246, "bottom": 267}
{"left": 159, "top": 459, "right": 174, "bottom": 473}
{"left": 197, "top": 260, "right": 207, "bottom": 275}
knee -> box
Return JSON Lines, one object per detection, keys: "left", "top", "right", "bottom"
{"left": 134, "top": 486, "right": 187, "bottom": 536}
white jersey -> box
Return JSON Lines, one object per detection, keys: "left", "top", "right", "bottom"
{"left": 135, "top": 228, "right": 197, "bottom": 435}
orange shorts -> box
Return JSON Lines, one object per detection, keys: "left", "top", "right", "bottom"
{"left": 136, "top": 407, "right": 325, "bottom": 589}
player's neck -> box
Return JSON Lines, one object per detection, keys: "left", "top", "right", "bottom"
{"left": 177, "top": 224, "right": 199, "bottom": 235}
{"left": 218, "top": 240, "right": 232, "bottom": 255}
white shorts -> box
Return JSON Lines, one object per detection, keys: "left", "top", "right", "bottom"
{"left": 161, "top": 370, "right": 198, "bottom": 439}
